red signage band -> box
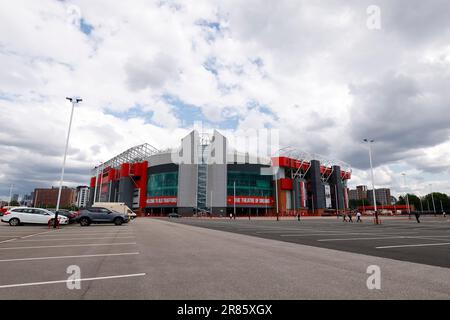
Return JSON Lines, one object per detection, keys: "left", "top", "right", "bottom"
{"left": 227, "top": 196, "right": 274, "bottom": 206}
{"left": 146, "top": 196, "right": 177, "bottom": 205}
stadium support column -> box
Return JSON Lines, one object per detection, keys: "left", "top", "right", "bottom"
{"left": 118, "top": 163, "right": 134, "bottom": 209}
{"left": 88, "top": 176, "right": 96, "bottom": 207}
{"left": 330, "top": 165, "right": 344, "bottom": 215}
{"left": 308, "top": 160, "right": 325, "bottom": 215}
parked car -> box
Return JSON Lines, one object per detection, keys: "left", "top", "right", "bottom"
{"left": 92, "top": 202, "right": 137, "bottom": 220}
{"left": 1, "top": 207, "right": 69, "bottom": 226}
{"left": 76, "top": 207, "right": 130, "bottom": 226}
{"left": 48, "top": 209, "right": 80, "bottom": 224}
{"left": 0, "top": 206, "right": 19, "bottom": 216}
{"left": 168, "top": 213, "right": 181, "bottom": 218}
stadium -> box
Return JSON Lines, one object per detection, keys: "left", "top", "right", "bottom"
{"left": 88, "top": 130, "right": 352, "bottom": 217}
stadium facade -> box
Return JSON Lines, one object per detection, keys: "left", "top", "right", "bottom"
{"left": 88, "top": 130, "right": 352, "bottom": 217}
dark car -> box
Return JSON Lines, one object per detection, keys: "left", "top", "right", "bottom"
{"left": 168, "top": 213, "right": 181, "bottom": 218}
{"left": 76, "top": 207, "right": 130, "bottom": 226}
{"left": 49, "top": 209, "right": 79, "bottom": 224}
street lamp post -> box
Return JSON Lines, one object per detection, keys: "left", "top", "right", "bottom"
{"left": 401, "top": 173, "right": 411, "bottom": 219}
{"left": 275, "top": 176, "right": 279, "bottom": 221}
{"left": 8, "top": 184, "right": 13, "bottom": 206}
{"left": 54, "top": 97, "right": 82, "bottom": 228}
{"left": 430, "top": 184, "right": 437, "bottom": 216}
{"left": 233, "top": 180, "right": 236, "bottom": 220}
{"left": 429, "top": 184, "right": 437, "bottom": 216}
{"left": 363, "top": 139, "right": 379, "bottom": 224}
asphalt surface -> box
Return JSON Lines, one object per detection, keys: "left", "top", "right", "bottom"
{"left": 171, "top": 216, "right": 450, "bottom": 268}
{"left": 0, "top": 218, "right": 449, "bottom": 299}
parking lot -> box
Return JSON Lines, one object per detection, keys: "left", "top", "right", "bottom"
{"left": 171, "top": 216, "right": 450, "bottom": 268}
{"left": 0, "top": 222, "right": 145, "bottom": 299}
{"left": 1, "top": 217, "right": 449, "bottom": 299}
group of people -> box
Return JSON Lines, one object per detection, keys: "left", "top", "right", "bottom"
{"left": 343, "top": 210, "right": 362, "bottom": 223}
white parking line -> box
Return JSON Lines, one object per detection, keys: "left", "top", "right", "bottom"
{"left": 0, "top": 238, "right": 17, "bottom": 244}
{"left": 0, "top": 252, "right": 140, "bottom": 263}
{"left": 0, "top": 273, "right": 146, "bottom": 289}
{"left": 31, "top": 233, "right": 134, "bottom": 237}
{"left": 0, "top": 242, "right": 137, "bottom": 250}
{"left": 376, "top": 242, "right": 450, "bottom": 249}
{"left": 318, "top": 236, "right": 410, "bottom": 242}
{"left": 20, "top": 231, "right": 56, "bottom": 239}
{"left": 15, "top": 237, "right": 135, "bottom": 242}
{"left": 280, "top": 232, "right": 418, "bottom": 237}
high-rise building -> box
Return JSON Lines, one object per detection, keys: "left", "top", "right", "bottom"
{"left": 76, "top": 186, "right": 90, "bottom": 208}
{"left": 20, "top": 193, "right": 33, "bottom": 207}
{"left": 356, "top": 185, "right": 368, "bottom": 200}
{"left": 33, "top": 187, "right": 76, "bottom": 208}
{"left": 348, "top": 189, "right": 358, "bottom": 201}
{"left": 367, "top": 188, "right": 391, "bottom": 206}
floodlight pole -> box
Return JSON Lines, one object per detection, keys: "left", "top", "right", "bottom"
{"left": 233, "top": 181, "right": 236, "bottom": 219}
{"left": 364, "top": 139, "right": 379, "bottom": 225}
{"left": 275, "top": 176, "right": 279, "bottom": 221}
{"left": 55, "top": 97, "right": 82, "bottom": 228}
{"left": 402, "top": 173, "right": 411, "bottom": 219}
{"left": 430, "top": 184, "right": 436, "bottom": 216}
{"left": 9, "top": 184, "right": 13, "bottom": 206}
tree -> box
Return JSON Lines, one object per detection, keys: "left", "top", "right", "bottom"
{"left": 397, "top": 194, "right": 421, "bottom": 211}
{"left": 9, "top": 200, "right": 20, "bottom": 206}
{"left": 424, "top": 192, "right": 450, "bottom": 212}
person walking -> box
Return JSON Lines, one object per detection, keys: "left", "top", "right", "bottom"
{"left": 347, "top": 211, "right": 353, "bottom": 223}
{"left": 356, "top": 211, "right": 362, "bottom": 223}
{"left": 414, "top": 211, "right": 421, "bottom": 223}
{"left": 343, "top": 212, "right": 347, "bottom": 222}
{"left": 443, "top": 211, "right": 446, "bottom": 219}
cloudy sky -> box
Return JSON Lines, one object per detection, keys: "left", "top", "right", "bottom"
{"left": 1, "top": 0, "right": 450, "bottom": 200}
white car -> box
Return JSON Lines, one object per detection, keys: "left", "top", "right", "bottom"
{"left": 1, "top": 207, "right": 69, "bottom": 226}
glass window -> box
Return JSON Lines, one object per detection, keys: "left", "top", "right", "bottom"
{"left": 227, "top": 171, "right": 273, "bottom": 197}
{"left": 147, "top": 171, "right": 178, "bottom": 197}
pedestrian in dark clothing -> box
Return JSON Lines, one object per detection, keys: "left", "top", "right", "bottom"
{"left": 348, "top": 212, "right": 353, "bottom": 223}
{"left": 414, "top": 212, "right": 421, "bottom": 223}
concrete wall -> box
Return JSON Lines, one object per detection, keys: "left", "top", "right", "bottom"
{"left": 148, "top": 152, "right": 173, "bottom": 167}
{"left": 308, "top": 160, "right": 326, "bottom": 211}
{"left": 118, "top": 176, "right": 134, "bottom": 209}
{"left": 330, "top": 165, "right": 345, "bottom": 211}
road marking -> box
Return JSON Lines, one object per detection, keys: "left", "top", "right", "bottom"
{"left": 280, "top": 232, "right": 415, "bottom": 237}
{"left": 0, "top": 238, "right": 17, "bottom": 244}
{"left": 0, "top": 252, "right": 140, "bottom": 263}
{"left": 376, "top": 242, "right": 450, "bottom": 249}
{"left": 318, "top": 236, "right": 410, "bottom": 242}
{"left": 20, "top": 230, "right": 56, "bottom": 239}
{"left": 16, "top": 237, "right": 136, "bottom": 242}
{"left": 0, "top": 242, "right": 137, "bottom": 250}
{"left": 0, "top": 273, "right": 146, "bottom": 289}
{"left": 32, "top": 233, "right": 134, "bottom": 237}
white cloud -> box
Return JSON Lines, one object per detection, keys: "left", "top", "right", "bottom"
{"left": 1, "top": 0, "right": 450, "bottom": 199}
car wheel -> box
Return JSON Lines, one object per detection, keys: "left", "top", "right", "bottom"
{"left": 114, "top": 218, "right": 123, "bottom": 226}
{"left": 9, "top": 218, "right": 20, "bottom": 226}
{"left": 79, "top": 217, "right": 91, "bottom": 226}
